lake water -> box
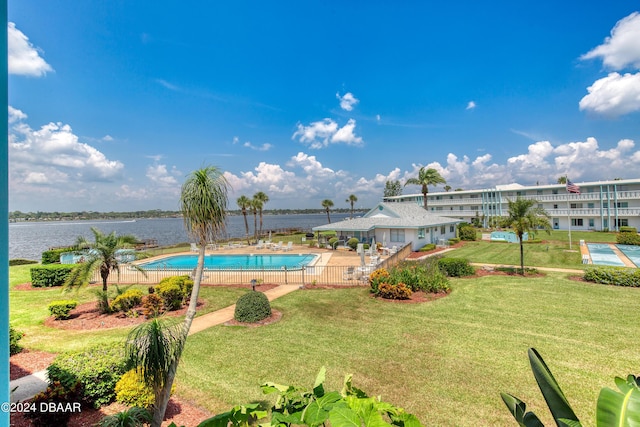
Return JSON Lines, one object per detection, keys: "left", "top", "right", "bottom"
{"left": 8, "top": 213, "right": 351, "bottom": 261}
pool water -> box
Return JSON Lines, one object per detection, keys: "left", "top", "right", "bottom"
{"left": 587, "top": 243, "right": 625, "bottom": 267}
{"left": 140, "top": 254, "right": 318, "bottom": 270}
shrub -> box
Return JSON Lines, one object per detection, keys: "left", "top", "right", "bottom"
{"left": 619, "top": 226, "right": 638, "bottom": 233}
{"left": 47, "top": 344, "right": 127, "bottom": 408}
{"left": 347, "top": 237, "right": 360, "bottom": 251}
{"left": 9, "top": 258, "right": 38, "bottom": 266}
{"left": 98, "top": 407, "right": 152, "bottom": 427}
{"left": 141, "top": 293, "right": 164, "bottom": 318}
{"left": 438, "top": 258, "right": 475, "bottom": 277}
{"left": 155, "top": 281, "right": 185, "bottom": 311}
{"left": 584, "top": 266, "right": 640, "bottom": 287}
{"left": 41, "top": 247, "right": 75, "bottom": 264}
{"left": 114, "top": 369, "right": 155, "bottom": 409}
{"left": 10, "top": 326, "right": 24, "bottom": 355}
{"left": 392, "top": 259, "right": 450, "bottom": 293}
{"left": 458, "top": 225, "right": 477, "bottom": 241}
{"left": 30, "top": 264, "right": 76, "bottom": 287}
{"left": 448, "top": 237, "right": 460, "bottom": 245}
{"left": 419, "top": 243, "right": 436, "bottom": 252}
{"left": 158, "top": 275, "right": 193, "bottom": 305}
{"left": 369, "top": 268, "right": 391, "bottom": 294}
{"left": 27, "top": 381, "right": 81, "bottom": 427}
{"left": 616, "top": 232, "right": 640, "bottom": 245}
{"left": 111, "top": 289, "right": 144, "bottom": 313}
{"left": 377, "top": 282, "right": 412, "bottom": 300}
{"left": 234, "top": 291, "right": 272, "bottom": 323}
{"left": 328, "top": 237, "right": 338, "bottom": 248}
{"left": 48, "top": 300, "right": 78, "bottom": 320}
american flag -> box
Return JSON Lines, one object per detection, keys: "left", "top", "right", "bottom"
{"left": 566, "top": 179, "right": 580, "bottom": 194}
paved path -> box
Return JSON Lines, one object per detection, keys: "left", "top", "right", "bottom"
{"left": 10, "top": 284, "right": 301, "bottom": 402}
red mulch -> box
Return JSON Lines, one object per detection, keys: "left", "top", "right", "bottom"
{"left": 373, "top": 290, "right": 450, "bottom": 304}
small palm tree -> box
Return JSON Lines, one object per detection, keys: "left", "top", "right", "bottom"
{"left": 404, "top": 167, "right": 446, "bottom": 210}
{"left": 64, "top": 227, "right": 145, "bottom": 311}
{"left": 253, "top": 191, "right": 269, "bottom": 238}
{"left": 346, "top": 194, "right": 358, "bottom": 219}
{"left": 237, "top": 195, "right": 251, "bottom": 245}
{"left": 504, "top": 198, "right": 552, "bottom": 275}
{"left": 321, "top": 199, "right": 334, "bottom": 223}
{"left": 142, "top": 165, "right": 228, "bottom": 427}
{"left": 444, "top": 185, "right": 452, "bottom": 192}
{"left": 557, "top": 176, "right": 567, "bottom": 184}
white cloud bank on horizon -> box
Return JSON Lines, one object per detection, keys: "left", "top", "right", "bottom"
{"left": 579, "top": 12, "right": 640, "bottom": 117}
{"left": 8, "top": 22, "right": 54, "bottom": 77}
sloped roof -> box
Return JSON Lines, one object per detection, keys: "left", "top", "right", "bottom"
{"left": 312, "top": 202, "right": 461, "bottom": 231}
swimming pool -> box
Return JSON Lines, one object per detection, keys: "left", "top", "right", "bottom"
{"left": 139, "top": 254, "right": 319, "bottom": 271}
{"left": 587, "top": 243, "right": 625, "bottom": 266}
{"left": 616, "top": 244, "right": 640, "bottom": 267}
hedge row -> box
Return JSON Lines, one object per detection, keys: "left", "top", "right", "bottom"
{"left": 30, "top": 264, "right": 76, "bottom": 287}
{"left": 583, "top": 266, "right": 640, "bottom": 287}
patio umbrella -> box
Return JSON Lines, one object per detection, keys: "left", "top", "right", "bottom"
{"left": 371, "top": 237, "right": 376, "bottom": 254}
{"left": 268, "top": 231, "right": 272, "bottom": 242}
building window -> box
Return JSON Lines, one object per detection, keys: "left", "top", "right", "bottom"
{"left": 616, "top": 202, "right": 629, "bottom": 208}
{"left": 417, "top": 228, "right": 425, "bottom": 239}
{"left": 471, "top": 206, "right": 478, "bottom": 211}
{"left": 603, "top": 203, "right": 608, "bottom": 208}
{"left": 571, "top": 218, "right": 584, "bottom": 226}
{"left": 450, "top": 225, "right": 454, "bottom": 232}
{"left": 440, "top": 226, "right": 446, "bottom": 234}
{"left": 553, "top": 204, "right": 558, "bottom": 209}
{"left": 390, "top": 229, "right": 405, "bottom": 242}
{"left": 588, "top": 203, "right": 594, "bottom": 208}
{"left": 537, "top": 204, "right": 543, "bottom": 209}
{"left": 552, "top": 189, "right": 558, "bottom": 194}
{"left": 470, "top": 194, "right": 478, "bottom": 199}
{"left": 589, "top": 219, "right": 594, "bottom": 227}
{"left": 435, "top": 207, "right": 443, "bottom": 211}
{"left": 537, "top": 190, "right": 543, "bottom": 195}
{"left": 617, "top": 219, "right": 629, "bottom": 227}
{"left": 570, "top": 203, "right": 583, "bottom": 209}
{"left": 459, "top": 206, "right": 463, "bottom": 210}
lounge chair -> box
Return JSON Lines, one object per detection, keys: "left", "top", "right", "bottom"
{"left": 190, "top": 243, "right": 198, "bottom": 252}
{"left": 256, "top": 240, "right": 264, "bottom": 249}
{"left": 271, "top": 241, "right": 283, "bottom": 251}
{"left": 283, "top": 241, "right": 293, "bottom": 251}
{"left": 389, "top": 245, "right": 398, "bottom": 255}
{"left": 343, "top": 266, "right": 355, "bottom": 280}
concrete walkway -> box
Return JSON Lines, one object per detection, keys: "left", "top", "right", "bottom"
{"left": 10, "top": 284, "right": 301, "bottom": 402}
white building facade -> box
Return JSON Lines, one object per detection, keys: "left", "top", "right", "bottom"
{"left": 384, "top": 178, "right": 640, "bottom": 232}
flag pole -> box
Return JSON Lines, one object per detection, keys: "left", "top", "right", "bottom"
{"left": 566, "top": 175, "right": 572, "bottom": 250}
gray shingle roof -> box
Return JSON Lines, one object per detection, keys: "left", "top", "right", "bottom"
{"left": 312, "top": 202, "right": 460, "bottom": 231}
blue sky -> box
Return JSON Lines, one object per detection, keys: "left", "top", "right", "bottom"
{"left": 8, "top": 1, "right": 640, "bottom": 212}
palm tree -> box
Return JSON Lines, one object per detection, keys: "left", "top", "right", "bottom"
{"left": 321, "top": 199, "right": 334, "bottom": 223}
{"left": 251, "top": 198, "right": 261, "bottom": 240}
{"left": 346, "top": 194, "right": 358, "bottom": 218}
{"left": 237, "top": 195, "right": 251, "bottom": 245}
{"left": 253, "top": 191, "right": 269, "bottom": 238}
{"left": 444, "top": 185, "right": 452, "bottom": 192}
{"left": 64, "top": 227, "right": 144, "bottom": 311}
{"left": 146, "top": 165, "right": 228, "bottom": 427}
{"left": 557, "top": 176, "right": 567, "bottom": 184}
{"left": 404, "top": 167, "right": 446, "bottom": 210}
{"left": 504, "top": 198, "right": 552, "bottom": 275}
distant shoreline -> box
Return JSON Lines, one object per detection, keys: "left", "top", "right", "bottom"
{"left": 9, "top": 209, "right": 369, "bottom": 222}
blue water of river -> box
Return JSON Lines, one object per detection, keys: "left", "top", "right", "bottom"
{"left": 9, "top": 213, "right": 351, "bottom": 261}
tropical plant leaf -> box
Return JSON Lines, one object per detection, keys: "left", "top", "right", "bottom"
{"left": 302, "top": 391, "right": 342, "bottom": 426}
{"left": 329, "top": 406, "right": 361, "bottom": 427}
{"left": 596, "top": 386, "right": 640, "bottom": 427}
{"left": 389, "top": 411, "right": 423, "bottom": 427}
{"left": 360, "top": 402, "right": 392, "bottom": 427}
{"left": 500, "top": 392, "right": 544, "bottom": 427}
{"left": 342, "top": 374, "right": 368, "bottom": 398}
{"left": 313, "top": 366, "right": 326, "bottom": 397}
{"left": 528, "top": 348, "right": 581, "bottom": 425}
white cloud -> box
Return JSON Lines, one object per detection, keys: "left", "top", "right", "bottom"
{"left": 8, "top": 106, "right": 27, "bottom": 123}
{"left": 579, "top": 72, "right": 640, "bottom": 116}
{"left": 579, "top": 13, "right": 640, "bottom": 117}
{"left": 146, "top": 164, "right": 179, "bottom": 186}
{"left": 466, "top": 101, "right": 476, "bottom": 110}
{"left": 581, "top": 12, "right": 640, "bottom": 70}
{"left": 292, "top": 118, "right": 364, "bottom": 149}
{"left": 287, "top": 152, "right": 335, "bottom": 178}
{"left": 243, "top": 141, "right": 273, "bottom": 151}
{"left": 102, "top": 135, "right": 114, "bottom": 142}
{"left": 337, "top": 92, "right": 359, "bottom": 111}
{"left": 8, "top": 22, "right": 53, "bottom": 77}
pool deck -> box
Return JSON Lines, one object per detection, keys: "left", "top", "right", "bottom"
{"left": 583, "top": 243, "right": 636, "bottom": 268}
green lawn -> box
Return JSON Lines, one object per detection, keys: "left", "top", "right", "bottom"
{"left": 176, "top": 274, "right": 640, "bottom": 426}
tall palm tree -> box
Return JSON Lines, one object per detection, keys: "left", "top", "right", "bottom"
{"left": 251, "top": 198, "right": 261, "bottom": 240}
{"left": 147, "top": 165, "right": 228, "bottom": 427}
{"left": 64, "top": 227, "right": 144, "bottom": 311}
{"left": 557, "top": 176, "right": 567, "bottom": 184}
{"left": 346, "top": 194, "right": 358, "bottom": 219}
{"left": 253, "top": 191, "right": 269, "bottom": 238}
{"left": 321, "top": 199, "right": 334, "bottom": 223}
{"left": 237, "top": 195, "right": 251, "bottom": 245}
{"left": 444, "top": 185, "right": 452, "bottom": 192}
{"left": 404, "top": 167, "right": 446, "bottom": 210}
{"left": 504, "top": 197, "right": 551, "bottom": 275}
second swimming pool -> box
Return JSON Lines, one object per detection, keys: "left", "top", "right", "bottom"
{"left": 139, "top": 253, "right": 319, "bottom": 271}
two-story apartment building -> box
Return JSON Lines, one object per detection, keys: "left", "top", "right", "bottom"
{"left": 383, "top": 178, "right": 640, "bottom": 231}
